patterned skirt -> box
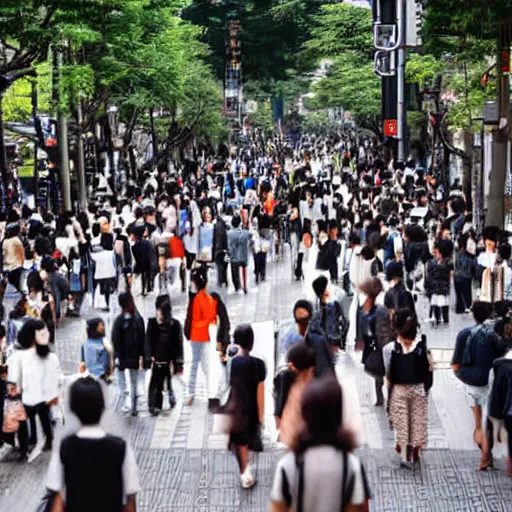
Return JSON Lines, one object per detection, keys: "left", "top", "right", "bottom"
{"left": 389, "top": 383, "right": 428, "bottom": 449}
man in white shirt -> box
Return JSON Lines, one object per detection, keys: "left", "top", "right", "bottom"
{"left": 46, "top": 377, "right": 140, "bottom": 512}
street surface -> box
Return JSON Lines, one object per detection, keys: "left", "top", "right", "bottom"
{"left": 1, "top": 251, "right": 512, "bottom": 512}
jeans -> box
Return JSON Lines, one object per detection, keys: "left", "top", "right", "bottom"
{"left": 117, "top": 368, "right": 139, "bottom": 413}
{"left": 148, "top": 363, "right": 174, "bottom": 411}
{"left": 230, "top": 262, "right": 247, "bottom": 291}
{"left": 25, "top": 402, "right": 53, "bottom": 446}
{"left": 188, "top": 342, "right": 210, "bottom": 396}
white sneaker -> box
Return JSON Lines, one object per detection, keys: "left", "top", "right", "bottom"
{"left": 240, "top": 465, "right": 256, "bottom": 489}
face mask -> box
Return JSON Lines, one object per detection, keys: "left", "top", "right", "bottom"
{"left": 358, "top": 293, "right": 368, "bottom": 307}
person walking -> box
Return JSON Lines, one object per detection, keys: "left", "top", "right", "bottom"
{"left": 271, "top": 375, "right": 371, "bottom": 512}
{"left": 184, "top": 267, "right": 217, "bottom": 405}
{"left": 425, "top": 239, "right": 453, "bottom": 326}
{"left": 146, "top": 295, "right": 183, "bottom": 415}
{"left": 46, "top": 376, "right": 140, "bottom": 512}
{"left": 384, "top": 261, "right": 416, "bottom": 320}
{"left": 227, "top": 215, "right": 252, "bottom": 293}
{"left": 383, "top": 310, "right": 433, "bottom": 468}
{"left": 213, "top": 211, "right": 229, "bottom": 287}
{"left": 311, "top": 275, "right": 348, "bottom": 351}
{"left": 80, "top": 318, "right": 114, "bottom": 382}
{"left": 228, "top": 324, "right": 266, "bottom": 489}
{"left": 451, "top": 301, "right": 507, "bottom": 469}
{"left": 358, "top": 277, "right": 393, "bottom": 407}
{"left": 275, "top": 342, "right": 315, "bottom": 448}
{"left": 281, "top": 300, "right": 334, "bottom": 378}
{"left": 453, "top": 234, "right": 476, "bottom": 314}
{"left": 111, "top": 293, "right": 146, "bottom": 416}
{"left": 11, "top": 319, "right": 61, "bottom": 453}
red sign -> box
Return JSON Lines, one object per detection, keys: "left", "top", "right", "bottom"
{"left": 502, "top": 50, "right": 510, "bottom": 74}
{"left": 384, "top": 119, "right": 397, "bottom": 137}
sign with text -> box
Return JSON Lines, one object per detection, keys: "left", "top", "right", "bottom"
{"left": 383, "top": 119, "right": 397, "bottom": 137}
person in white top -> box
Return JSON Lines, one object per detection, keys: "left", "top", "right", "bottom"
{"left": 8, "top": 318, "right": 62, "bottom": 454}
{"left": 271, "top": 375, "right": 371, "bottom": 512}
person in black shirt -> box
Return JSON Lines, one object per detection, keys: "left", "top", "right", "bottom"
{"left": 146, "top": 295, "right": 184, "bottom": 415}
{"left": 383, "top": 310, "right": 432, "bottom": 468}
{"left": 46, "top": 377, "right": 140, "bottom": 512}
{"left": 229, "top": 324, "right": 266, "bottom": 489}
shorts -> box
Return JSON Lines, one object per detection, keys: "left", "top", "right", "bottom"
{"left": 465, "top": 384, "right": 489, "bottom": 407}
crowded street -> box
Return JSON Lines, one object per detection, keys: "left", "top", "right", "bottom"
{"left": 3, "top": 1, "right": 512, "bottom": 512}
{"left": 1, "top": 247, "right": 512, "bottom": 511}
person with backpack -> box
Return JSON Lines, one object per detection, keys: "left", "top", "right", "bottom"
{"left": 281, "top": 300, "right": 334, "bottom": 378}
{"left": 79, "top": 318, "right": 113, "bottom": 382}
{"left": 383, "top": 261, "right": 416, "bottom": 320}
{"left": 358, "top": 278, "right": 393, "bottom": 407}
{"left": 111, "top": 293, "right": 146, "bottom": 416}
{"left": 146, "top": 295, "right": 183, "bottom": 415}
{"left": 451, "top": 301, "right": 507, "bottom": 469}
{"left": 310, "top": 275, "right": 348, "bottom": 352}
{"left": 383, "top": 310, "right": 433, "bottom": 469}
{"left": 46, "top": 376, "right": 140, "bottom": 512}
{"left": 271, "top": 375, "right": 371, "bottom": 512}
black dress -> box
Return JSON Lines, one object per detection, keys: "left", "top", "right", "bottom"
{"left": 229, "top": 355, "right": 266, "bottom": 450}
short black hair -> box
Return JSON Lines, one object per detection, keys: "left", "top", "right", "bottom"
{"left": 70, "top": 377, "right": 105, "bottom": 425}
{"left": 118, "top": 292, "right": 133, "bottom": 311}
{"left": 233, "top": 323, "right": 254, "bottom": 351}
{"left": 293, "top": 299, "right": 313, "bottom": 318}
{"left": 472, "top": 301, "right": 491, "bottom": 324}
{"left": 287, "top": 342, "right": 315, "bottom": 370}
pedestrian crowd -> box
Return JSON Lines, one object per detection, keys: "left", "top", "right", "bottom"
{"left": 1, "top": 131, "right": 512, "bottom": 511}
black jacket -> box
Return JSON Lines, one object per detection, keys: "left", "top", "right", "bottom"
{"left": 111, "top": 312, "right": 146, "bottom": 370}
{"left": 306, "top": 326, "right": 335, "bottom": 378}
{"left": 213, "top": 218, "right": 228, "bottom": 259}
{"left": 425, "top": 260, "right": 452, "bottom": 298}
{"left": 488, "top": 357, "right": 512, "bottom": 419}
{"left": 384, "top": 281, "right": 416, "bottom": 317}
{"left": 146, "top": 317, "right": 184, "bottom": 369}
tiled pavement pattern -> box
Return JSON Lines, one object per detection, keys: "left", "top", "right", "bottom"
{"left": 2, "top": 250, "right": 512, "bottom": 511}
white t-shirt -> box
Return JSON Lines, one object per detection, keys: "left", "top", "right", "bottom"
{"left": 46, "top": 426, "right": 140, "bottom": 504}
{"left": 271, "top": 446, "right": 370, "bottom": 511}
{"left": 12, "top": 347, "right": 62, "bottom": 406}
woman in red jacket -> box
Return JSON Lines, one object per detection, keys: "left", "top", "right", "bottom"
{"left": 184, "top": 267, "right": 217, "bottom": 405}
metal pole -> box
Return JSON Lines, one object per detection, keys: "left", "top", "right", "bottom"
{"left": 0, "top": 93, "right": 8, "bottom": 207}
{"left": 57, "top": 49, "right": 72, "bottom": 211}
{"left": 396, "top": 0, "right": 406, "bottom": 162}
{"left": 77, "top": 100, "right": 87, "bottom": 211}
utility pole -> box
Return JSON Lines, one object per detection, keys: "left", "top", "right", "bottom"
{"left": 53, "top": 45, "right": 72, "bottom": 211}
{"left": 487, "top": 22, "right": 511, "bottom": 228}
{"left": 76, "top": 100, "right": 87, "bottom": 211}
{"left": 396, "top": 0, "right": 406, "bottom": 162}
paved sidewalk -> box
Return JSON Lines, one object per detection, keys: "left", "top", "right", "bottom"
{"left": 2, "top": 254, "right": 512, "bottom": 511}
